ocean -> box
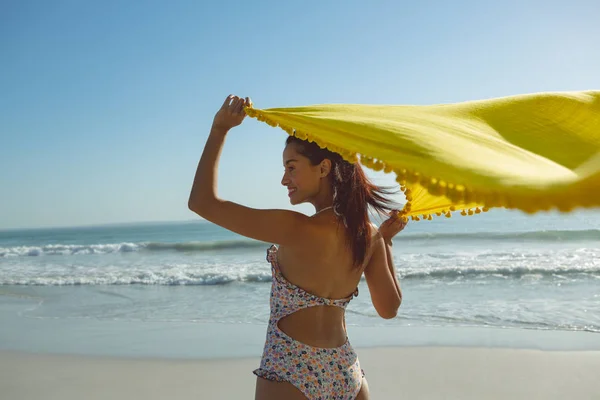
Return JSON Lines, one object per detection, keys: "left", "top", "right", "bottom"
{"left": 1, "top": 209, "right": 599, "bottom": 358}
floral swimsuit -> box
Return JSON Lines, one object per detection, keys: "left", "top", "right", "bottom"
{"left": 253, "top": 245, "right": 364, "bottom": 399}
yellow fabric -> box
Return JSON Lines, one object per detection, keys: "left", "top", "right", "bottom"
{"left": 245, "top": 91, "right": 600, "bottom": 221}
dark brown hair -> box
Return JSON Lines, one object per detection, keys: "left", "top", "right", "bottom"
{"left": 286, "top": 136, "right": 398, "bottom": 268}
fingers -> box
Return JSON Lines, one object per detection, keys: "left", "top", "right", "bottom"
{"left": 381, "top": 210, "right": 398, "bottom": 224}
{"left": 383, "top": 209, "right": 407, "bottom": 233}
{"left": 387, "top": 209, "right": 400, "bottom": 217}
{"left": 222, "top": 95, "right": 250, "bottom": 115}
{"left": 390, "top": 217, "right": 405, "bottom": 228}
{"left": 221, "top": 94, "right": 234, "bottom": 109}
{"left": 221, "top": 95, "right": 240, "bottom": 109}
{"left": 393, "top": 218, "right": 407, "bottom": 231}
{"left": 233, "top": 97, "right": 245, "bottom": 114}
{"left": 387, "top": 209, "right": 401, "bottom": 221}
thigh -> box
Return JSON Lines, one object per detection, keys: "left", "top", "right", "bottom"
{"left": 355, "top": 377, "right": 370, "bottom": 400}
{"left": 254, "top": 377, "right": 307, "bottom": 400}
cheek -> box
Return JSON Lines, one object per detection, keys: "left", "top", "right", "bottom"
{"left": 287, "top": 172, "right": 303, "bottom": 189}
{"left": 290, "top": 174, "right": 303, "bottom": 187}
{"left": 297, "top": 171, "right": 320, "bottom": 192}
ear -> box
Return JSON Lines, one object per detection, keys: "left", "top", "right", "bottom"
{"left": 319, "top": 159, "right": 332, "bottom": 178}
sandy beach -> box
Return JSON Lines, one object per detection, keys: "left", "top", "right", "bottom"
{"left": 2, "top": 347, "right": 599, "bottom": 400}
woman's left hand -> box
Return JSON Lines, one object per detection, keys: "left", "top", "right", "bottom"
{"left": 212, "top": 95, "right": 252, "bottom": 133}
{"left": 379, "top": 210, "right": 408, "bottom": 245}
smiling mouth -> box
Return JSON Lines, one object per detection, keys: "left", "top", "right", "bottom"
{"left": 287, "top": 188, "right": 297, "bottom": 196}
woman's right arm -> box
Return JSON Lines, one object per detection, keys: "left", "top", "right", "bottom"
{"left": 188, "top": 95, "right": 319, "bottom": 248}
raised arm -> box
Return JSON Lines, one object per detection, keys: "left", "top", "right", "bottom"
{"left": 188, "top": 95, "right": 314, "bottom": 246}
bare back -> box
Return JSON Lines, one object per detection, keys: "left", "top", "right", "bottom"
{"left": 275, "top": 211, "right": 377, "bottom": 348}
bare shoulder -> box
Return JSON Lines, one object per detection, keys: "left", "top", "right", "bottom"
{"left": 368, "top": 221, "right": 379, "bottom": 236}
{"left": 360, "top": 221, "right": 382, "bottom": 269}
{"left": 368, "top": 222, "right": 382, "bottom": 246}
{"left": 190, "top": 199, "right": 322, "bottom": 247}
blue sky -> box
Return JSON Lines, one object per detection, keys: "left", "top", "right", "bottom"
{"left": 1, "top": 0, "right": 599, "bottom": 229}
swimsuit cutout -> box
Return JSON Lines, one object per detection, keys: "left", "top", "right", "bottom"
{"left": 253, "top": 245, "right": 364, "bottom": 400}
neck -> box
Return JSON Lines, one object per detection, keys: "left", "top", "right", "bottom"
{"left": 314, "top": 205, "right": 333, "bottom": 215}
{"left": 312, "top": 197, "right": 334, "bottom": 214}
{"left": 312, "top": 180, "right": 334, "bottom": 214}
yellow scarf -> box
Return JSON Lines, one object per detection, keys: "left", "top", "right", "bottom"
{"left": 245, "top": 91, "right": 600, "bottom": 221}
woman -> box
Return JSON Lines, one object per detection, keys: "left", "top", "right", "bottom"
{"left": 189, "top": 95, "right": 407, "bottom": 400}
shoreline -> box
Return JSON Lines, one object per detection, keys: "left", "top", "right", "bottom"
{"left": 2, "top": 313, "right": 599, "bottom": 360}
{"left": 2, "top": 346, "right": 599, "bottom": 400}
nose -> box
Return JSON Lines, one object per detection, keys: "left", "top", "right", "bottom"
{"left": 281, "top": 171, "right": 290, "bottom": 186}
